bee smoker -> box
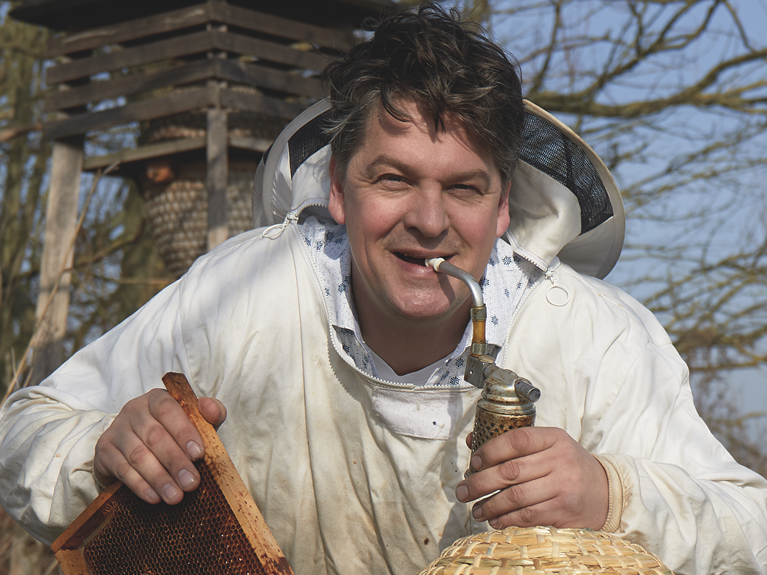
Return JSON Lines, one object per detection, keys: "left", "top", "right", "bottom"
{"left": 425, "top": 258, "right": 541, "bottom": 477}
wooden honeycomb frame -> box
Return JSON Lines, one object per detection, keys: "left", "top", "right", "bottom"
{"left": 52, "top": 372, "right": 293, "bottom": 575}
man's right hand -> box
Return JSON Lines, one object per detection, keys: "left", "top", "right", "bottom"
{"left": 93, "top": 389, "right": 227, "bottom": 504}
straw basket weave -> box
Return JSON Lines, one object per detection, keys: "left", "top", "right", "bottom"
{"left": 419, "top": 526, "right": 675, "bottom": 575}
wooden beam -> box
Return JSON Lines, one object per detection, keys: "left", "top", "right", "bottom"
{"left": 214, "top": 32, "right": 329, "bottom": 71}
{"left": 47, "top": 30, "right": 329, "bottom": 87}
{"left": 45, "top": 58, "right": 325, "bottom": 113}
{"left": 47, "top": 4, "right": 211, "bottom": 58}
{"left": 217, "top": 59, "right": 326, "bottom": 99}
{"left": 82, "top": 137, "right": 207, "bottom": 170}
{"left": 47, "top": 2, "right": 355, "bottom": 59}
{"left": 207, "top": 107, "right": 228, "bottom": 250}
{"left": 81, "top": 135, "right": 270, "bottom": 173}
{"left": 45, "top": 60, "right": 217, "bottom": 113}
{"left": 229, "top": 136, "right": 273, "bottom": 153}
{"left": 46, "top": 30, "right": 215, "bottom": 85}
{"left": 219, "top": 88, "right": 307, "bottom": 121}
{"left": 33, "top": 137, "right": 84, "bottom": 385}
{"left": 43, "top": 87, "right": 217, "bottom": 140}
{"left": 209, "top": 3, "right": 355, "bottom": 52}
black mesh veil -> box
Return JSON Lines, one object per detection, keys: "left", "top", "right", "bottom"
{"left": 519, "top": 114, "right": 613, "bottom": 235}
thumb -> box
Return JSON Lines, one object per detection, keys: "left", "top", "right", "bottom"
{"left": 198, "top": 397, "right": 227, "bottom": 429}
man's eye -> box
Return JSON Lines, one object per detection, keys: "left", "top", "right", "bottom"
{"left": 377, "top": 174, "right": 407, "bottom": 186}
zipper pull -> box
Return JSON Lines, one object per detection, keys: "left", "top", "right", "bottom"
{"left": 544, "top": 268, "right": 570, "bottom": 307}
{"left": 260, "top": 211, "right": 299, "bottom": 239}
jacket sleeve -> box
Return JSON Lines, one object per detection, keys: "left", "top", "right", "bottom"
{"left": 0, "top": 279, "right": 190, "bottom": 545}
{"left": 580, "top": 285, "right": 767, "bottom": 574}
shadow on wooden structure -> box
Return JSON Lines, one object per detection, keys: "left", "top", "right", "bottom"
{"left": 10, "top": 0, "right": 391, "bottom": 383}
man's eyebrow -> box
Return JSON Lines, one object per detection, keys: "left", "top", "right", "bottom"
{"left": 365, "top": 155, "right": 493, "bottom": 186}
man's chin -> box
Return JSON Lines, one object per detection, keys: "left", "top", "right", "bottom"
{"left": 389, "top": 295, "right": 468, "bottom": 325}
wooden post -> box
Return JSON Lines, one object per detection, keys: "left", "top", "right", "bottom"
{"left": 207, "top": 17, "right": 229, "bottom": 251}
{"left": 206, "top": 106, "right": 228, "bottom": 250}
{"left": 32, "top": 136, "right": 83, "bottom": 385}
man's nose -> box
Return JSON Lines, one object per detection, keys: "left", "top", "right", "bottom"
{"left": 403, "top": 186, "right": 450, "bottom": 238}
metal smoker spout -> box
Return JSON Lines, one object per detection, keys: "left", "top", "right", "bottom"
{"left": 425, "top": 258, "right": 541, "bottom": 476}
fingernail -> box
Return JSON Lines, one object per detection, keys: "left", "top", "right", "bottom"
{"left": 162, "top": 484, "right": 179, "bottom": 501}
{"left": 489, "top": 518, "right": 499, "bottom": 528}
{"left": 187, "top": 441, "right": 203, "bottom": 459}
{"left": 472, "top": 505, "right": 483, "bottom": 520}
{"left": 471, "top": 455, "right": 482, "bottom": 470}
{"left": 146, "top": 487, "right": 159, "bottom": 502}
{"left": 178, "top": 468, "right": 196, "bottom": 488}
{"left": 456, "top": 485, "right": 468, "bottom": 502}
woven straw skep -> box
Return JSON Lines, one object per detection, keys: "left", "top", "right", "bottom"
{"left": 142, "top": 172, "right": 255, "bottom": 277}
{"left": 419, "top": 526, "right": 675, "bottom": 575}
{"left": 137, "top": 90, "right": 287, "bottom": 277}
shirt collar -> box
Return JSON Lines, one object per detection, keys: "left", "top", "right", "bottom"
{"left": 299, "top": 217, "right": 541, "bottom": 385}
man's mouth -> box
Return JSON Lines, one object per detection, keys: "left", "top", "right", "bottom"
{"left": 393, "top": 252, "right": 448, "bottom": 266}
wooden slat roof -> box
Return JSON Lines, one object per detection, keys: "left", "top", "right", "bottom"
{"left": 11, "top": 0, "right": 393, "bottom": 31}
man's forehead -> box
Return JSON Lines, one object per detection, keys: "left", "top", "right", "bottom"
{"left": 369, "top": 99, "right": 466, "bottom": 140}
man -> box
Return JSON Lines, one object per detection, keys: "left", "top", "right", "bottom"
{"left": 1, "top": 4, "right": 766, "bottom": 574}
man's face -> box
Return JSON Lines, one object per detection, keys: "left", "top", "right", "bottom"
{"left": 328, "top": 100, "right": 510, "bottom": 332}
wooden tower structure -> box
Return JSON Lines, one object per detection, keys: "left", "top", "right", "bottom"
{"left": 10, "top": 0, "right": 391, "bottom": 383}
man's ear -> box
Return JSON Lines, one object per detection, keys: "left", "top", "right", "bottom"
{"left": 328, "top": 157, "right": 346, "bottom": 225}
{"left": 495, "top": 181, "right": 511, "bottom": 238}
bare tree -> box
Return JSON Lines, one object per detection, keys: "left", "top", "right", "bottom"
{"left": 451, "top": 0, "right": 767, "bottom": 471}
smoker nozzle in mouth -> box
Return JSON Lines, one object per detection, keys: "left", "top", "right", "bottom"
{"left": 424, "top": 258, "right": 483, "bottom": 307}
{"left": 425, "top": 258, "right": 486, "bottom": 357}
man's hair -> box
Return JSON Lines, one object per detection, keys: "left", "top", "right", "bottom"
{"left": 321, "top": 1, "right": 525, "bottom": 187}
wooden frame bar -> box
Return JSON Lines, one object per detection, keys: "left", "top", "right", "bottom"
{"left": 51, "top": 373, "right": 294, "bottom": 575}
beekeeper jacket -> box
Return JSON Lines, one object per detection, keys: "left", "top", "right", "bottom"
{"left": 1, "top": 101, "right": 767, "bottom": 575}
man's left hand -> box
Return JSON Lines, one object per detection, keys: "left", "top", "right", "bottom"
{"left": 455, "top": 427, "right": 608, "bottom": 530}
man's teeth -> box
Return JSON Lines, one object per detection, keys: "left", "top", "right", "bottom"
{"left": 395, "top": 252, "right": 443, "bottom": 266}
{"left": 395, "top": 252, "right": 427, "bottom": 264}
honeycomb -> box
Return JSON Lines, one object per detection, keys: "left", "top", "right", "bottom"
{"left": 78, "top": 460, "right": 266, "bottom": 575}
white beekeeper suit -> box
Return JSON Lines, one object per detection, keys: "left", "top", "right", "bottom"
{"left": 1, "top": 101, "right": 766, "bottom": 575}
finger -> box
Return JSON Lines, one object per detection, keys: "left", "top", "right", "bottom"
{"left": 471, "top": 427, "right": 558, "bottom": 472}
{"left": 482, "top": 497, "right": 561, "bottom": 530}
{"left": 147, "top": 390, "right": 205, "bottom": 462}
{"left": 457, "top": 449, "right": 551, "bottom": 504}
{"left": 465, "top": 431, "right": 473, "bottom": 449}
{"left": 198, "top": 397, "right": 227, "bottom": 429}
{"left": 99, "top": 429, "right": 186, "bottom": 505}
{"left": 94, "top": 436, "right": 161, "bottom": 504}
{"left": 471, "top": 474, "right": 557, "bottom": 525}
{"left": 478, "top": 486, "right": 594, "bottom": 530}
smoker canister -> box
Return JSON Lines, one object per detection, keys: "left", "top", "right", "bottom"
{"left": 466, "top": 365, "right": 540, "bottom": 477}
